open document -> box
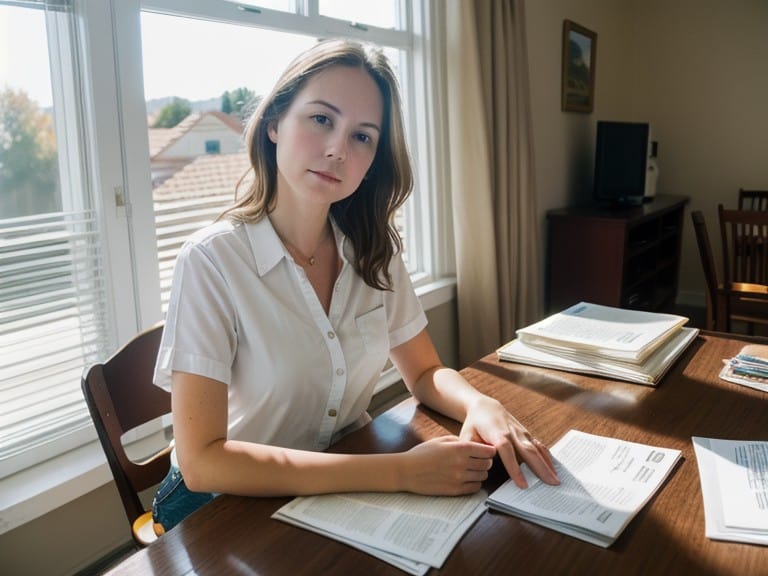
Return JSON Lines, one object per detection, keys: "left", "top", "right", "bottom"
{"left": 516, "top": 302, "right": 688, "bottom": 364}
{"left": 692, "top": 437, "right": 768, "bottom": 545}
{"left": 272, "top": 490, "right": 487, "bottom": 575}
{"left": 498, "top": 326, "right": 699, "bottom": 386}
{"left": 486, "top": 430, "right": 681, "bottom": 547}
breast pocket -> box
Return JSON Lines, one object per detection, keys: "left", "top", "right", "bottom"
{"left": 355, "top": 306, "right": 389, "bottom": 364}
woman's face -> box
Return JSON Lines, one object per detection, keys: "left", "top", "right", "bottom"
{"left": 268, "top": 65, "right": 383, "bottom": 209}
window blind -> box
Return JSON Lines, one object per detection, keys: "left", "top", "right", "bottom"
{"left": 154, "top": 186, "right": 238, "bottom": 314}
{"left": 0, "top": 211, "right": 112, "bottom": 477}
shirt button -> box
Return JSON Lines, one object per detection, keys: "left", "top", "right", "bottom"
{"left": 328, "top": 409, "right": 337, "bottom": 417}
{"left": 327, "top": 331, "right": 335, "bottom": 339}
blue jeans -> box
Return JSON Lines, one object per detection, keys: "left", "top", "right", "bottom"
{"left": 152, "top": 464, "right": 216, "bottom": 532}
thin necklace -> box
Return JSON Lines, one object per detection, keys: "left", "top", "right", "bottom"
{"left": 278, "top": 226, "right": 332, "bottom": 267}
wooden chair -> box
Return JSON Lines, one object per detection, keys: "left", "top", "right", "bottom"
{"left": 81, "top": 322, "right": 171, "bottom": 547}
{"left": 738, "top": 188, "right": 768, "bottom": 211}
{"left": 690, "top": 210, "right": 720, "bottom": 330}
{"left": 714, "top": 205, "right": 768, "bottom": 333}
{"left": 719, "top": 204, "right": 768, "bottom": 285}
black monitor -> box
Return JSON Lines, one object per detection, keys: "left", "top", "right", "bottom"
{"left": 593, "top": 121, "right": 652, "bottom": 206}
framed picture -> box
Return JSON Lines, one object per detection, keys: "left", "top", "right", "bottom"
{"left": 561, "top": 20, "right": 597, "bottom": 113}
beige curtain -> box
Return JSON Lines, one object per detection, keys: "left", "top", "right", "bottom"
{"left": 446, "top": 0, "right": 541, "bottom": 366}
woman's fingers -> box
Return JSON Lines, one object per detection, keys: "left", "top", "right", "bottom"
{"left": 496, "top": 435, "right": 560, "bottom": 488}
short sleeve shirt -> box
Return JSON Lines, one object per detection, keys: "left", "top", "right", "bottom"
{"left": 154, "top": 217, "right": 427, "bottom": 452}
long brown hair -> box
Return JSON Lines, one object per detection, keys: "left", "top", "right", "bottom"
{"left": 221, "top": 39, "right": 413, "bottom": 290}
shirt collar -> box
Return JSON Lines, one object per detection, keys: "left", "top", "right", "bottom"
{"left": 244, "top": 216, "right": 350, "bottom": 277}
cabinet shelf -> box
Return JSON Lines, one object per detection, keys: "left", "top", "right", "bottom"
{"left": 546, "top": 195, "right": 689, "bottom": 313}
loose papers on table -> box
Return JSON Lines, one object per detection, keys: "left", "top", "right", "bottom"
{"left": 272, "top": 490, "right": 487, "bottom": 575}
{"left": 692, "top": 437, "right": 768, "bottom": 546}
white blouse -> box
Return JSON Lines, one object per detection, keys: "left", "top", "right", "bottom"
{"left": 154, "top": 216, "right": 427, "bottom": 452}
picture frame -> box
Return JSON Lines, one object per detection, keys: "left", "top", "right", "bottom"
{"left": 561, "top": 20, "right": 597, "bottom": 113}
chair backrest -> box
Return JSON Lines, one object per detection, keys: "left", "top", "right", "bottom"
{"left": 718, "top": 204, "right": 768, "bottom": 286}
{"left": 691, "top": 211, "right": 719, "bottom": 329}
{"left": 81, "top": 323, "right": 171, "bottom": 538}
{"left": 738, "top": 188, "right": 768, "bottom": 211}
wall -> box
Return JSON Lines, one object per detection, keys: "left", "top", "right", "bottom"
{"left": 526, "top": 0, "right": 768, "bottom": 307}
{"left": 627, "top": 0, "right": 768, "bottom": 303}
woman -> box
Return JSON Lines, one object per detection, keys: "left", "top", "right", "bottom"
{"left": 152, "top": 38, "right": 558, "bottom": 533}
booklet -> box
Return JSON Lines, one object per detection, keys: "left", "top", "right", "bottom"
{"left": 718, "top": 344, "right": 768, "bottom": 393}
{"left": 692, "top": 437, "right": 768, "bottom": 546}
{"left": 486, "top": 430, "right": 681, "bottom": 547}
{"left": 515, "top": 302, "right": 688, "bottom": 364}
{"left": 272, "top": 490, "right": 488, "bottom": 575}
{"left": 498, "top": 326, "right": 699, "bottom": 386}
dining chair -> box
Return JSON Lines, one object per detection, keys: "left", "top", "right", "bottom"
{"left": 81, "top": 322, "right": 171, "bottom": 548}
{"left": 691, "top": 211, "right": 720, "bottom": 330}
{"left": 719, "top": 204, "right": 768, "bottom": 285}
{"left": 738, "top": 188, "right": 768, "bottom": 211}
{"left": 714, "top": 205, "right": 768, "bottom": 333}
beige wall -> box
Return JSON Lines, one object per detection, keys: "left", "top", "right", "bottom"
{"left": 527, "top": 0, "right": 768, "bottom": 306}
{"left": 0, "top": 481, "right": 141, "bottom": 576}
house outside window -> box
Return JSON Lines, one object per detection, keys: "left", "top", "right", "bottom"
{"left": 205, "top": 139, "right": 221, "bottom": 154}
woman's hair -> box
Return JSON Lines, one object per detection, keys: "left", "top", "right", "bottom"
{"left": 221, "top": 38, "right": 413, "bottom": 290}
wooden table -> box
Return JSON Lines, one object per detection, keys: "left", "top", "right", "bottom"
{"left": 107, "top": 333, "right": 768, "bottom": 575}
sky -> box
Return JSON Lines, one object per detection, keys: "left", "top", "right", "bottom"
{"left": 1, "top": 3, "right": 398, "bottom": 110}
{"left": 139, "top": 12, "right": 316, "bottom": 104}
{"left": 0, "top": 6, "right": 53, "bottom": 107}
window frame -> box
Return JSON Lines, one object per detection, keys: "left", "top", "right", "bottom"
{"left": 115, "top": 0, "right": 451, "bottom": 320}
{"left": 0, "top": 0, "right": 456, "bottom": 534}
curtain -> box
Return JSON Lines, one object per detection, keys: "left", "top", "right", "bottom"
{"left": 445, "top": 0, "right": 541, "bottom": 366}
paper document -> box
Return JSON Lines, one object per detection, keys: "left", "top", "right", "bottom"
{"left": 272, "top": 491, "right": 487, "bottom": 575}
{"left": 486, "top": 430, "right": 681, "bottom": 547}
{"left": 718, "top": 344, "right": 768, "bottom": 393}
{"left": 516, "top": 302, "right": 688, "bottom": 364}
{"left": 498, "top": 326, "right": 698, "bottom": 385}
{"left": 692, "top": 437, "right": 768, "bottom": 545}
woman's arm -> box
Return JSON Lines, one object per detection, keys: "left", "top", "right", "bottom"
{"left": 171, "top": 371, "right": 495, "bottom": 496}
{"left": 389, "top": 329, "right": 560, "bottom": 488}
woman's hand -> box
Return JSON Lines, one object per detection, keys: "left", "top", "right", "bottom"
{"left": 459, "top": 396, "right": 560, "bottom": 489}
{"left": 400, "top": 436, "right": 496, "bottom": 496}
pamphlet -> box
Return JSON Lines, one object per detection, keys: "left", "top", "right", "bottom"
{"left": 692, "top": 437, "right": 768, "bottom": 546}
{"left": 515, "top": 302, "right": 688, "bottom": 364}
{"left": 718, "top": 344, "right": 768, "bottom": 393}
{"left": 498, "top": 326, "right": 699, "bottom": 386}
{"left": 486, "top": 430, "right": 681, "bottom": 547}
{"left": 272, "top": 490, "right": 488, "bottom": 575}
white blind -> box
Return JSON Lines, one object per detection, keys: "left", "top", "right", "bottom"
{"left": 0, "top": 211, "right": 112, "bottom": 477}
{"left": 155, "top": 194, "right": 233, "bottom": 313}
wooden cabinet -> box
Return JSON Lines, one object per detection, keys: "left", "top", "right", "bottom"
{"left": 547, "top": 195, "right": 689, "bottom": 313}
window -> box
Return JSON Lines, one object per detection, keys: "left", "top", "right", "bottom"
{"left": 205, "top": 140, "right": 221, "bottom": 154}
{"left": 1, "top": 0, "right": 450, "bottom": 494}
{"left": 0, "top": 0, "right": 112, "bottom": 477}
{"left": 135, "top": 3, "right": 423, "bottom": 313}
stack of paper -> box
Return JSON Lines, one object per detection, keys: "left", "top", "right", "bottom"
{"left": 692, "top": 437, "right": 768, "bottom": 545}
{"left": 272, "top": 491, "right": 487, "bottom": 575}
{"left": 497, "top": 302, "right": 699, "bottom": 385}
{"left": 718, "top": 344, "right": 768, "bottom": 393}
{"left": 487, "top": 429, "right": 682, "bottom": 547}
